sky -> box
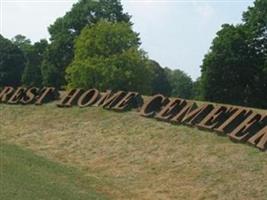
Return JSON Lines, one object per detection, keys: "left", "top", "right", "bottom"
{"left": 0, "top": 0, "right": 255, "bottom": 80}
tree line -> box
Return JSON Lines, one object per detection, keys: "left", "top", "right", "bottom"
{"left": 0, "top": 0, "right": 266, "bottom": 108}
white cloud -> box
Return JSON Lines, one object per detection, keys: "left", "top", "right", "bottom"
{"left": 192, "top": 1, "right": 215, "bottom": 23}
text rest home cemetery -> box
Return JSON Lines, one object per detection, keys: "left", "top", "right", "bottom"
{"left": 0, "top": 86, "right": 266, "bottom": 151}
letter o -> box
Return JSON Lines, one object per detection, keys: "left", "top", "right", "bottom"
{"left": 77, "top": 89, "right": 99, "bottom": 107}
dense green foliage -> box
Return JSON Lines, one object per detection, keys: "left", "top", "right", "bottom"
{"left": 23, "top": 39, "right": 48, "bottom": 87}
{"left": 0, "top": 35, "right": 25, "bottom": 87}
{"left": 12, "top": 35, "right": 48, "bottom": 87}
{"left": 200, "top": 0, "right": 267, "bottom": 108}
{"left": 165, "top": 68, "right": 193, "bottom": 99}
{"left": 201, "top": 25, "right": 257, "bottom": 105}
{"left": 192, "top": 78, "right": 203, "bottom": 100}
{"left": 42, "top": 0, "right": 130, "bottom": 87}
{"left": 147, "top": 60, "right": 172, "bottom": 95}
{"left": 0, "top": 143, "right": 108, "bottom": 200}
{"left": 243, "top": 0, "right": 267, "bottom": 107}
{"left": 66, "top": 21, "right": 152, "bottom": 93}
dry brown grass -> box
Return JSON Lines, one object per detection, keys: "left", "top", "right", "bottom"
{"left": 1, "top": 103, "right": 267, "bottom": 200}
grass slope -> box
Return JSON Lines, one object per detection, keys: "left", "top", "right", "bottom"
{"left": 0, "top": 143, "right": 108, "bottom": 200}
{"left": 0, "top": 103, "right": 267, "bottom": 200}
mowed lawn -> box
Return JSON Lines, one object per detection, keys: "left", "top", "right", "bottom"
{"left": 0, "top": 103, "right": 267, "bottom": 200}
{"left": 0, "top": 143, "right": 108, "bottom": 200}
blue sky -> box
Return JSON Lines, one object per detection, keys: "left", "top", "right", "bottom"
{"left": 0, "top": 0, "right": 254, "bottom": 80}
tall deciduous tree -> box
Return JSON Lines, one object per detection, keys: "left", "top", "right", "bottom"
{"left": 165, "top": 68, "right": 193, "bottom": 99}
{"left": 11, "top": 35, "right": 31, "bottom": 52}
{"left": 12, "top": 35, "right": 48, "bottom": 87}
{"left": 22, "top": 39, "right": 48, "bottom": 87}
{"left": 147, "top": 60, "right": 171, "bottom": 95}
{"left": 243, "top": 0, "right": 267, "bottom": 107}
{"left": 42, "top": 0, "right": 131, "bottom": 88}
{"left": 66, "top": 21, "right": 152, "bottom": 94}
{"left": 0, "top": 35, "right": 25, "bottom": 87}
{"left": 200, "top": 0, "right": 267, "bottom": 108}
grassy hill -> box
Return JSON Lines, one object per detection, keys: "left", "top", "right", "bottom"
{"left": 0, "top": 143, "right": 108, "bottom": 200}
{"left": 0, "top": 103, "right": 267, "bottom": 200}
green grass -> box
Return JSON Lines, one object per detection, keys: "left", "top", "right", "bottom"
{"left": 0, "top": 103, "right": 267, "bottom": 200}
{"left": 0, "top": 143, "right": 108, "bottom": 200}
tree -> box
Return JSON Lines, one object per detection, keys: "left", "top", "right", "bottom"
{"left": 22, "top": 39, "right": 48, "bottom": 87}
{"left": 66, "top": 21, "right": 152, "bottom": 94}
{"left": 165, "top": 68, "right": 193, "bottom": 99}
{"left": 200, "top": 0, "right": 267, "bottom": 108}
{"left": 42, "top": 0, "right": 131, "bottom": 87}
{"left": 201, "top": 25, "right": 255, "bottom": 105}
{"left": 147, "top": 60, "right": 171, "bottom": 95}
{"left": 0, "top": 35, "right": 25, "bottom": 87}
{"left": 243, "top": 0, "right": 267, "bottom": 107}
{"left": 12, "top": 35, "right": 48, "bottom": 87}
{"left": 11, "top": 35, "right": 31, "bottom": 52}
{"left": 243, "top": 0, "right": 267, "bottom": 56}
{"left": 192, "top": 77, "right": 203, "bottom": 100}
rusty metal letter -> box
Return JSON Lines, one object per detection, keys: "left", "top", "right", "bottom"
{"left": 248, "top": 126, "right": 267, "bottom": 150}
{"left": 57, "top": 88, "right": 82, "bottom": 107}
{"left": 112, "top": 92, "right": 140, "bottom": 111}
{"left": 77, "top": 89, "right": 99, "bottom": 108}
{"left": 94, "top": 90, "right": 126, "bottom": 109}
{"left": 20, "top": 87, "right": 40, "bottom": 104}
{"left": 0, "top": 86, "right": 14, "bottom": 102}
{"left": 139, "top": 94, "right": 167, "bottom": 117}
{"left": 35, "top": 87, "right": 56, "bottom": 105}
{"left": 155, "top": 98, "right": 186, "bottom": 121}
{"left": 228, "top": 114, "right": 266, "bottom": 142}
{"left": 170, "top": 102, "right": 213, "bottom": 126}
{"left": 213, "top": 109, "right": 253, "bottom": 134}
{"left": 8, "top": 87, "right": 27, "bottom": 104}
{"left": 196, "top": 106, "right": 238, "bottom": 130}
